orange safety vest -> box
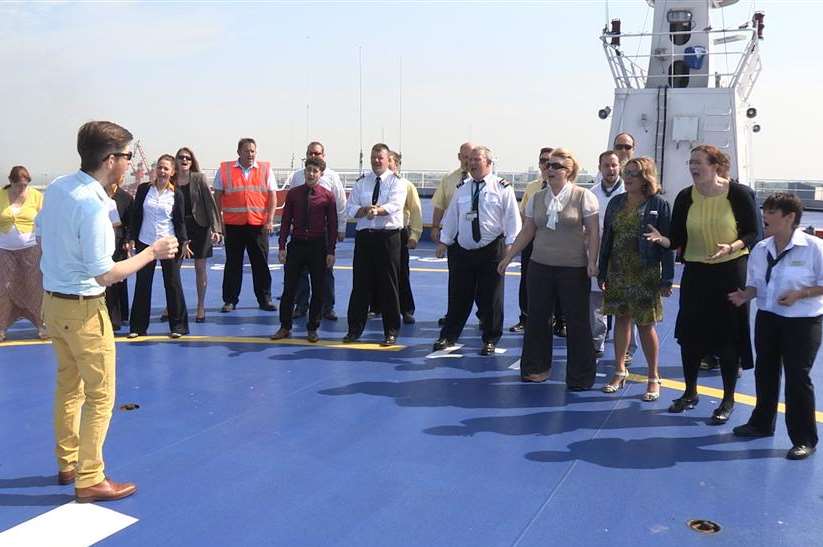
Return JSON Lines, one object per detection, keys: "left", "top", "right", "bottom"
{"left": 219, "top": 161, "right": 272, "bottom": 226}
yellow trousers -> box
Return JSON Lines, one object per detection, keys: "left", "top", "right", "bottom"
{"left": 43, "top": 293, "right": 116, "bottom": 489}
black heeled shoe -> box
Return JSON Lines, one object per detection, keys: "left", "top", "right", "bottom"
{"left": 668, "top": 395, "right": 699, "bottom": 413}
{"left": 710, "top": 403, "right": 734, "bottom": 425}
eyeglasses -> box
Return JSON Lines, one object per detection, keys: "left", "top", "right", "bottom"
{"left": 623, "top": 169, "right": 642, "bottom": 178}
{"left": 614, "top": 144, "right": 633, "bottom": 151}
{"left": 109, "top": 152, "right": 133, "bottom": 161}
{"left": 546, "top": 162, "right": 567, "bottom": 171}
{"left": 176, "top": 155, "right": 192, "bottom": 162}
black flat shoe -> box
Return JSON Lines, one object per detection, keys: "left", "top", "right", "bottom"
{"left": 566, "top": 385, "right": 590, "bottom": 392}
{"left": 710, "top": 403, "right": 734, "bottom": 425}
{"left": 732, "top": 423, "right": 774, "bottom": 438}
{"left": 432, "top": 338, "right": 453, "bottom": 351}
{"left": 508, "top": 322, "right": 525, "bottom": 334}
{"left": 342, "top": 332, "right": 359, "bottom": 344}
{"left": 220, "top": 303, "right": 236, "bottom": 313}
{"left": 786, "top": 445, "right": 816, "bottom": 460}
{"left": 668, "top": 396, "right": 699, "bottom": 413}
{"left": 402, "top": 312, "right": 416, "bottom": 325}
{"left": 381, "top": 335, "right": 397, "bottom": 347}
{"left": 479, "top": 342, "right": 496, "bottom": 356}
{"left": 259, "top": 301, "right": 277, "bottom": 311}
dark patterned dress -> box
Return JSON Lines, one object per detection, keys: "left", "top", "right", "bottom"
{"left": 602, "top": 202, "right": 663, "bottom": 325}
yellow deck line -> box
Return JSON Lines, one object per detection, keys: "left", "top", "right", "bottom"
{"left": 0, "top": 335, "right": 405, "bottom": 351}
{"left": 625, "top": 372, "right": 823, "bottom": 424}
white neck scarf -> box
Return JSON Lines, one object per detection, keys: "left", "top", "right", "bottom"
{"left": 544, "top": 183, "right": 571, "bottom": 230}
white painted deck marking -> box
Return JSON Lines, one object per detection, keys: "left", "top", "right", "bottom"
{"left": 508, "top": 359, "right": 521, "bottom": 371}
{"left": 425, "top": 343, "right": 464, "bottom": 359}
{"left": 0, "top": 502, "right": 138, "bottom": 547}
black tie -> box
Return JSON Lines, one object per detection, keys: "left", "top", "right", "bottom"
{"left": 765, "top": 247, "right": 792, "bottom": 284}
{"left": 304, "top": 185, "right": 313, "bottom": 231}
{"left": 471, "top": 179, "right": 483, "bottom": 242}
{"left": 602, "top": 179, "right": 622, "bottom": 197}
{"left": 372, "top": 176, "right": 381, "bottom": 206}
{"left": 541, "top": 180, "right": 547, "bottom": 190}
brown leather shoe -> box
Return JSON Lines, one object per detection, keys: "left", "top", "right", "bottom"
{"left": 521, "top": 372, "right": 549, "bottom": 383}
{"left": 75, "top": 478, "right": 137, "bottom": 503}
{"left": 57, "top": 468, "right": 76, "bottom": 485}
{"left": 270, "top": 328, "right": 291, "bottom": 340}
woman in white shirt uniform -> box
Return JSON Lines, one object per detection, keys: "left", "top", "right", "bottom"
{"left": 729, "top": 192, "right": 823, "bottom": 460}
{"left": 127, "top": 155, "right": 188, "bottom": 338}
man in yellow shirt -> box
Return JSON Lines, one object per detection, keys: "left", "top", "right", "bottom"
{"left": 509, "top": 147, "right": 554, "bottom": 334}
{"left": 389, "top": 151, "right": 422, "bottom": 324}
{"left": 431, "top": 142, "right": 474, "bottom": 326}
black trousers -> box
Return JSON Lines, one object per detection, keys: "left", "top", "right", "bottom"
{"left": 222, "top": 224, "right": 272, "bottom": 306}
{"left": 347, "top": 229, "right": 401, "bottom": 337}
{"left": 749, "top": 310, "right": 821, "bottom": 447}
{"left": 130, "top": 241, "right": 188, "bottom": 335}
{"left": 105, "top": 244, "right": 129, "bottom": 329}
{"left": 399, "top": 227, "right": 415, "bottom": 315}
{"left": 279, "top": 239, "right": 327, "bottom": 331}
{"left": 440, "top": 238, "right": 505, "bottom": 344}
{"left": 517, "top": 242, "right": 533, "bottom": 324}
{"left": 520, "top": 261, "right": 595, "bottom": 388}
{"left": 294, "top": 266, "right": 335, "bottom": 314}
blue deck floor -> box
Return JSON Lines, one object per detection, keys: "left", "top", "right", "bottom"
{"left": 1, "top": 236, "right": 822, "bottom": 546}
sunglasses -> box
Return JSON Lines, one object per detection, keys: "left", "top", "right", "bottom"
{"left": 110, "top": 152, "right": 133, "bottom": 161}
{"left": 614, "top": 144, "right": 633, "bottom": 151}
{"left": 546, "top": 162, "right": 567, "bottom": 171}
{"left": 176, "top": 155, "right": 192, "bottom": 161}
{"left": 624, "top": 169, "right": 642, "bottom": 178}
{"left": 538, "top": 158, "right": 553, "bottom": 164}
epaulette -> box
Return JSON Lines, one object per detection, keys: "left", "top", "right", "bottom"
{"left": 355, "top": 174, "right": 365, "bottom": 181}
{"left": 456, "top": 181, "right": 466, "bottom": 188}
{"left": 500, "top": 179, "right": 512, "bottom": 188}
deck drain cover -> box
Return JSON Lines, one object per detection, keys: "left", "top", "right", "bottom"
{"left": 688, "top": 519, "right": 721, "bottom": 534}
{"left": 119, "top": 403, "right": 140, "bottom": 411}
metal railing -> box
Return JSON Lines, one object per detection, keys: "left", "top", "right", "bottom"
{"left": 601, "top": 27, "right": 761, "bottom": 95}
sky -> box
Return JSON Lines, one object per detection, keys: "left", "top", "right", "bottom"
{"left": 1, "top": 0, "right": 821, "bottom": 183}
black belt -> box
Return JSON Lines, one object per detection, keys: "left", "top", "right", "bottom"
{"left": 359, "top": 229, "right": 400, "bottom": 234}
{"left": 46, "top": 291, "right": 105, "bottom": 301}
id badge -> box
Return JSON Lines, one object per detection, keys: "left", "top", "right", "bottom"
{"left": 465, "top": 211, "right": 478, "bottom": 222}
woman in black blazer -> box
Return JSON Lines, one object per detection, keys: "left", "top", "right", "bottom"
{"left": 173, "top": 147, "right": 222, "bottom": 322}
{"left": 127, "top": 154, "right": 189, "bottom": 338}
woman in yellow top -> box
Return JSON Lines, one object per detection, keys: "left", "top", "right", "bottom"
{"left": 0, "top": 166, "right": 46, "bottom": 341}
{"left": 646, "top": 145, "right": 760, "bottom": 423}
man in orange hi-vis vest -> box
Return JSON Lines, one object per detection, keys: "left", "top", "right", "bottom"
{"left": 213, "top": 138, "right": 278, "bottom": 312}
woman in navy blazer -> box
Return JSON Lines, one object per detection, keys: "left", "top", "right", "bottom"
{"left": 127, "top": 154, "right": 189, "bottom": 338}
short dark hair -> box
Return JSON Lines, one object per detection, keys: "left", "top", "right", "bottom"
{"left": 614, "top": 132, "right": 635, "bottom": 147}
{"left": 539, "top": 147, "right": 555, "bottom": 156}
{"left": 763, "top": 192, "right": 804, "bottom": 228}
{"left": 305, "top": 157, "right": 326, "bottom": 172}
{"left": 307, "top": 141, "right": 325, "bottom": 154}
{"left": 598, "top": 150, "right": 619, "bottom": 164}
{"left": 371, "top": 143, "right": 390, "bottom": 155}
{"left": 77, "top": 121, "right": 133, "bottom": 172}
{"left": 237, "top": 138, "right": 256, "bottom": 151}
{"left": 8, "top": 165, "right": 32, "bottom": 183}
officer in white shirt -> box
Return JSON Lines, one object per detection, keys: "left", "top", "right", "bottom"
{"left": 286, "top": 142, "right": 347, "bottom": 320}
{"left": 343, "top": 143, "right": 406, "bottom": 346}
{"left": 434, "top": 146, "right": 521, "bottom": 355}
{"left": 729, "top": 192, "right": 823, "bottom": 460}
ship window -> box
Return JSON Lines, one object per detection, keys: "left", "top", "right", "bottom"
{"left": 669, "top": 61, "right": 690, "bottom": 88}
{"left": 668, "top": 10, "right": 692, "bottom": 46}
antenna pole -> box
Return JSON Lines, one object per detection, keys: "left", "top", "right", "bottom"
{"left": 358, "top": 46, "right": 364, "bottom": 174}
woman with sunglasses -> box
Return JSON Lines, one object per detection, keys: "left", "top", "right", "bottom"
{"left": 174, "top": 147, "right": 222, "bottom": 322}
{"left": 646, "top": 144, "right": 759, "bottom": 423}
{"left": 128, "top": 154, "right": 189, "bottom": 338}
{"left": 0, "top": 166, "right": 46, "bottom": 341}
{"left": 598, "top": 157, "right": 674, "bottom": 401}
{"left": 498, "top": 148, "right": 600, "bottom": 390}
